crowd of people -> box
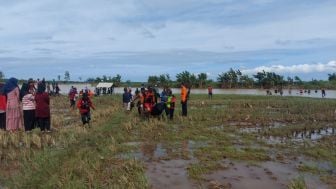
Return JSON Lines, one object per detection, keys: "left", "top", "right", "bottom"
{"left": 122, "top": 83, "right": 190, "bottom": 119}
{"left": 0, "top": 78, "right": 51, "bottom": 132}
{"left": 0, "top": 77, "right": 194, "bottom": 132}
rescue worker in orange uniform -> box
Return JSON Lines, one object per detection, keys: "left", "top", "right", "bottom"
{"left": 181, "top": 82, "right": 188, "bottom": 116}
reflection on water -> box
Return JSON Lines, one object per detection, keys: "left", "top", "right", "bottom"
{"left": 121, "top": 140, "right": 207, "bottom": 161}
{"left": 259, "top": 127, "right": 335, "bottom": 144}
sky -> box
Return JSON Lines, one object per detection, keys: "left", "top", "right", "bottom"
{"left": 0, "top": 0, "right": 336, "bottom": 81}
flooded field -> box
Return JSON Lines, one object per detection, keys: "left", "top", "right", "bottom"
{"left": 57, "top": 83, "right": 336, "bottom": 99}
{"left": 0, "top": 94, "right": 335, "bottom": 188}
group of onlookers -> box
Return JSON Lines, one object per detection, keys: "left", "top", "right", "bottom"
{"left": 0, "top": 78, "right": 51, "bottom": 132}
{"left": 122, "top": 83, "right": 191, "bottom": 120}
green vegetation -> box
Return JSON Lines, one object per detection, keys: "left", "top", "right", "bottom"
{"left": 288, "top": 177, "right": 307, "bottom": 189}
{"left": 0, "top": 94, "right": 336, "bottom": 188}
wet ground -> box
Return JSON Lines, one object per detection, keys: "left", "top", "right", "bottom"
{"left": 203, "top": 161, "right": 329, "bottom": 189}
{"left": 119, "top": 120, "right": 336, "bottom": 189}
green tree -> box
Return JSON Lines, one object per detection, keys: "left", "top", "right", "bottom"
{"left": 253, "top": 70, "right": 266, "bottom": 88}
{"left": 126, "top": 80, "right": 131, "bottom": 86}
{"left": 197, "top": 73, "right": 207, "bottom": 88}
{"left": 0, "top": 71, "right": 4, "bottom": 81}
{"left": 112, "top": 74, "right": 121, "bottom": 86}
{"left": 217, "top": 72, "right": 231, "bottom": 88}
{"left": 294, "top": 76, "right": 302, "bottom": 85}
{"left": 240, "top": 74, "right": 254, "bottom": 88}
{"left": 95, "top": 77, "right": 102, "bottom": 82}
{"left": 64, "top": 71, "right": 70, "bottom": 82}
{"left": 148, "top": 75, "right": 159, "bottom": 86}
{"left": 159, "top": 74, "right": 171, "bottom": 87}
{"left": 227, "top": 68, "right": 238, "bottom": 88}
{"left": 236, "top": 69, "right": 242, "bottom": 87}
{"left": 287, "top": 76, "right": 294, "bottom": 85}
{"left": 190, "top": 74, "right": 197, "bottom": 88}
{"left": 328, "top": 73, "right": 336, "bottom": 81}
{"left": 102, "top": 75, "right": 107, "bottom": 82}
{"left": 176, "top": 71, "right": 191, "bottom": 86}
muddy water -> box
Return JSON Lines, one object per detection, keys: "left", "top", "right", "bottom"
{"left": 145, "top": 159, "right": 198, "bottom": 189}
{"left": 292, "top": 127, "right": 335, "bottom": 140}
{"left": 56, "top": 84, "right": 336, "bottom": 99}
{"left": 120, "top": 139, "right": 335, "bottom": 189}
{"left": 122, "top": 141, "right": 207, "bottom": 188}
{"left": 258, "top": 127, "right": 336, "bottom": 144}
{"left": 203, "top": 161, "right": 330, "bottom": 189}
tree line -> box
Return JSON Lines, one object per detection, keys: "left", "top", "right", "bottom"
{"left": 1, "top": 69, "right": 336, "bottom": 89}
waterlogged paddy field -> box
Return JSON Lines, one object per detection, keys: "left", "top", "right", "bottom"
{"left": 0, "top": 94, "right": 335, "bottom": 189}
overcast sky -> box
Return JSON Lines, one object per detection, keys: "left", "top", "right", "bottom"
{"left": 0, "top": 0, "right": 336, "bottom": 81}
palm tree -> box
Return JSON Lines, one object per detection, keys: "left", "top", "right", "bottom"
{"left": 148, "top": 75, "right": 159, "bottom": 86}
{"left": 217, "top": 72, "right": 231, "bottom": 88}
{"left": 190, "top": 74, "right": 197, "bottom": 88}
{"left": 176, "top": 71, "right": 191, "bottom": 86}
{"left": 197, "top": 73, "right": 207, "bottom": 88}
{"left": 240, "top": 75, "right": 254, "bottom": 88}
{"left": 112, "top": 74, "right": 122, "bottom": 86}
{"left": 253, "top": 70, "right": 266, "bottom": 88}
{"left": 328, "top": 73, "right": 336, "bottom": 81}
{"left": 159, "top": 74, "right": 171, "bottom": 87}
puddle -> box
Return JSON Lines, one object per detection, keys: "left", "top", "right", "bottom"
{"left": 292, "top": 127, "right": 335, "bottom": 140}
{"left": 120, "top": 140, "right": 207, "bottom": 161}
{"left": 259, "top": 127, "right": 336, "bottom": 144}
{"left": 239, "top": 122, "right": 287, "bottom": 133}
{"left": 211, "top": 104, "right": 227, "bottom": 109}
{"left": 145, "top": 159, "right": 198, "bottom": 189}
{"left": 203, "top": 161, "right": 330, "bottom": 189}
{"left": 119, "top": 141, "right": 209, "bottom": 188}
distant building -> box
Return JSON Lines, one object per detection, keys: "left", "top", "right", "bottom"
{"left": 96, "top": 82, "right": 114, "bottom": 95}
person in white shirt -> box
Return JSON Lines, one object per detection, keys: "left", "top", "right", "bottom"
{"left": 21, "top": 82, "right": 36, "bottom": 132}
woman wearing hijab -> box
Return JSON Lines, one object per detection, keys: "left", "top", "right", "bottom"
{"left": 4, "top": 77, "right": 23, "bottom": 131}
{"left": 0, "top": 83, "right": 6, "bottom": 130}
{"left": 21, "top": 82, "right": 36, "bottom": 132}
{"left": 35, "top": 82, "right": 51, "bottom": 132}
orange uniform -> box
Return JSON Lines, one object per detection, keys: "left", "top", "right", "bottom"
{"left": 181, "top": 85, "right": 187, "bottom": 103}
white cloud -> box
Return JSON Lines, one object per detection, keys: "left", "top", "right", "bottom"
{"left": 242, "top": 61, "right": 336, "bottom": 74}
{"left": 1, "top": 0, "right": 336, "bottom": 81}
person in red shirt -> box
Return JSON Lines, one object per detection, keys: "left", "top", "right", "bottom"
{"left": 0, "top": 83, "right": 6, "bottom": 130}
{"left": 208, "top": 85, "right": 213, "bottom": 99}
{"left": 77, "top": 92, "right": 95, "bottom": 126}
{"left": 35, "top": 82, "right": 51, "bottom": 132}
